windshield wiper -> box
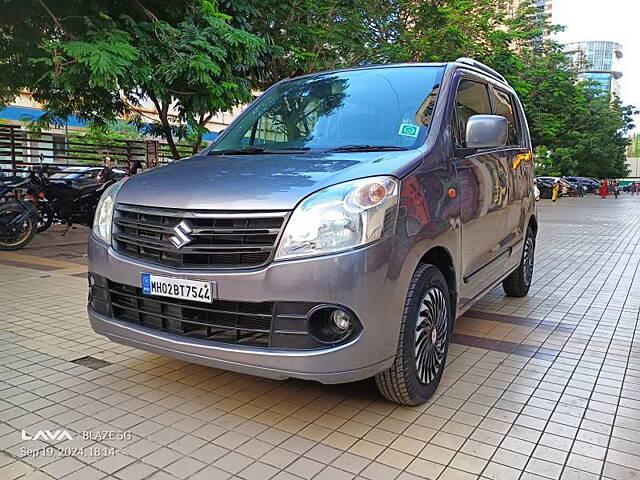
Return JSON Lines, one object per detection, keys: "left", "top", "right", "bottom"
{"left": 209, "top": 146, "right": 311, "bottom": 155}
{"left": 209, "top": 146, "right": 266, "bottom": 155}
{"left": 323, "top": 145, "right": 410, "bottom": 153}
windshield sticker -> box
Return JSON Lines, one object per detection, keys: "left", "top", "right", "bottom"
{"left": 398, "top": 123, "right": 419, "bottom": 137}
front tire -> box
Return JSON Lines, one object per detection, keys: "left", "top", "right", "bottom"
{"left": 502, "top": 227, "right": 535, "bottom": 297}
{"left": 375, "top": 264, "right": 452, "bottom": 405}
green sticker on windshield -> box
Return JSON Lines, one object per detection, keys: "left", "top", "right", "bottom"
{"left": 398, "top": 123, "right": 419, "bottom": 137}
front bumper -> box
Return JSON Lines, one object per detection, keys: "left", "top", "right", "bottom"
{"left": 87, "top": 234, "right": 405, "bottom": 384}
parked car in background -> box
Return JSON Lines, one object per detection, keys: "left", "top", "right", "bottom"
{"left": 49, "top": 166, "right": 127, "bottom": 185}
{"left": 563, "top": 176, "right": 599, "bottom": 194}
{"left": 1, "top": 165, "right": 65, "bottom": 184}
{"left": 560, "top": 178, "right": 579, "bottom": 196}
{"left": 535, "top": 178, "right": 554, "bottom": 199}
{"left": 536, "top": 176, "right": 575, "bottom": 197}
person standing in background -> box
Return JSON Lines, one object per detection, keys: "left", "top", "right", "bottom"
{"left": 613, "top": 181, "right": 620, "bottom": 199}
{"left": 600, "top": 179, "right": 608, "bottom": 199}
{"left": 552, "top": 180, "right": 560, "bottom": 202}
{"left": 576, "top": 180, "right": 584, "bottom": 197}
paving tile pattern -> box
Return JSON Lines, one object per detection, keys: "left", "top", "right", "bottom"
{"left": 1, "top": 196, "right": 639, "bottom": 480}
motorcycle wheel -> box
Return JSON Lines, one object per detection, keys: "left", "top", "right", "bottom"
{"left": 0, "top": 203, "right": 37, "bottom": 250}
{"left": 36, "top": 204, "right": 54, "bottom": 233}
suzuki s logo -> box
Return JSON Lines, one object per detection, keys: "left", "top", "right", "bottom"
{"left": 21, "top": 429, "right": 74, "bottom": 442}
{"left": 170, "top": 220, "right": 193, "bottom": 249}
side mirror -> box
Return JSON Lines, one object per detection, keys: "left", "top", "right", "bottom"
{"left": 465, "top": 115, "right": 508, "bottom": 149}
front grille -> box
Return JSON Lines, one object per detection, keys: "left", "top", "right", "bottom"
{"left": 112, "top": 204, "right": 287, "bottom": 269}
{"left": 108, "top": 281, "right": 274, "bottom": 347}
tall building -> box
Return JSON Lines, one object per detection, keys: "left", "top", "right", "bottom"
{"left": 509, "top": 0, "right": 553, "bottom": 39}
{"left": 565, "top": 41, "right": 623, "bottom": 97}
{"left": 534, "top": 0, "right": 553, "bottom": 20}
{"left": 629, "top": 134, "right": 640, "bottom": 158}
{"left": 510, "top": 0, "right": 553, "bottom": 20}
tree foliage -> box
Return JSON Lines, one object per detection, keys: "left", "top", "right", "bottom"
{"left": 0, "top": 0, "right": 264, "bottom": 158}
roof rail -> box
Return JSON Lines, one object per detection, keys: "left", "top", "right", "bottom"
{"left": 455, "top": 57, "right": 507, "bottom": 83}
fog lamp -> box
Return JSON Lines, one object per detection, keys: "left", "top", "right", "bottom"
{"left": 331, "top": 309, "right": 351, "bottom": 331}
{"left": 308, "top": 306, "right": 359, "bottom": 344}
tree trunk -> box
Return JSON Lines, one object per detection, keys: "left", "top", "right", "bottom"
{"left": 191, "top": 113, "right": 214, "bottom": 155}
{"left": 149, "top": 95, "right": 181, "bottom": 160}
{"left": 163, "top": 126, "right": 181, "bottom": 160}
{"left": 192, "top": 134, "right": 203, "bottom": 155}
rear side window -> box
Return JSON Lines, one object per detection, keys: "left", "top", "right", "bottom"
{"left": 453, "top": 80, "right": 492, "bottom": 148}
{"left": 492, "top": 88, "right": 520, "bottom": 146}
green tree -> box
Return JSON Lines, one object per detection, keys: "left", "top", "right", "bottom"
{"left": 219, "top": 0, "right": 383, "bottom": 88}
{"left": 67, "top": 122, "right": 143, "bottom": 165}
{"left": 0, "top": 0, "right": 264, "bottom": 158}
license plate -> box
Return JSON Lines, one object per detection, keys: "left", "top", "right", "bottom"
{"left": 141, "top": 273, "right": 216, "bottom": 303}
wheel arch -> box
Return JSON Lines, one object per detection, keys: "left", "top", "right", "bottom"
{"left": 418, "top": 246, "right": 457, "bottom": 326}
{"left": 527, "top": 214, "right": 538, "bottom": 238}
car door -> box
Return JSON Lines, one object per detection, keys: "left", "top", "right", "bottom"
{"left": 490, "top": 86, "right": 533, "bottom": 248}
{"left": 452, "top": 76, "right": 510, "bottom": 304}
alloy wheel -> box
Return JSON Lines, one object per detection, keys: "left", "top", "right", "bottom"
{"left": 523, "top": 236, "right": 535, "bottom": 287}
{"left": 415, "top": 287, "right": 448, "bottom": 384}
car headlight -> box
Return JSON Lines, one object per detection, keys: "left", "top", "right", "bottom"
{"left": 92, "top": 180, "right": 125, "bottom": 244}
{"left": 275, "top": 176, "right": 399, "bottom": 260}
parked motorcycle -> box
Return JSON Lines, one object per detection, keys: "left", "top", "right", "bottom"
{"left": 27, "top": 165, "right": 120, "bottom": 234}
{"left": 0, "top": 177, "right": 39, "bottom": 250}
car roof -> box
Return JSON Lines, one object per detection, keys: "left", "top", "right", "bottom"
{"left": 283, "top": 60, "right": 510, "bottom": 88}
{"left": 60, "top": 166, "right": 94, "bottom": 172}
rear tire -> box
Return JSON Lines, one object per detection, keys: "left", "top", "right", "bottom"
{"left": 502, "top": 227, "right": 535, "bottom": 297}
{"left": 0, "top": 203, "right": 37, "bottom": 250}
{"left": 375, "top": 264, "right": 452, "bottom": 405}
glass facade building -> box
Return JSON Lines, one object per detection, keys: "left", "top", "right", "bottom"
{"left": 566, "top": 41, "right": 623, "bottom": 97}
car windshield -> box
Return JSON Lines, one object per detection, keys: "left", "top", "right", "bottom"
{"left": 211, "top": 66, "right": 445, "bottom": 153}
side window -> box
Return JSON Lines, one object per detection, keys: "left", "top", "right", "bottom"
{"left": 453, "top": 80, "right": 492, "bottom": 148}
{"left": 492, "top": 88, "right": 519, "bottom": 146}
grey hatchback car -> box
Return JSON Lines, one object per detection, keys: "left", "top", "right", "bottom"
{"left": 88, "top": 58, "right": 537, "bottom": 405}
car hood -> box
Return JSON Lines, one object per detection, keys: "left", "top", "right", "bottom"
{"left": 115, "top": 151, "right": 422, "bottom": 210}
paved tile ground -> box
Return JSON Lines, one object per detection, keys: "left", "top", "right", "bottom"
{"left": 1, "top": 194, "right": 639, "bottom": 480}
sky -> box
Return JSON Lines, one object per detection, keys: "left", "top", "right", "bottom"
{"left": 552, "top": 0, "right": 640, "bottom": 133}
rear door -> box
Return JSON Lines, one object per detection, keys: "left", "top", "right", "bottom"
{"left": 452, "top": 75, "right": 510, "bottom": 304}
{"left": 490, "top": 86, "right": 533, "bottom": 247}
